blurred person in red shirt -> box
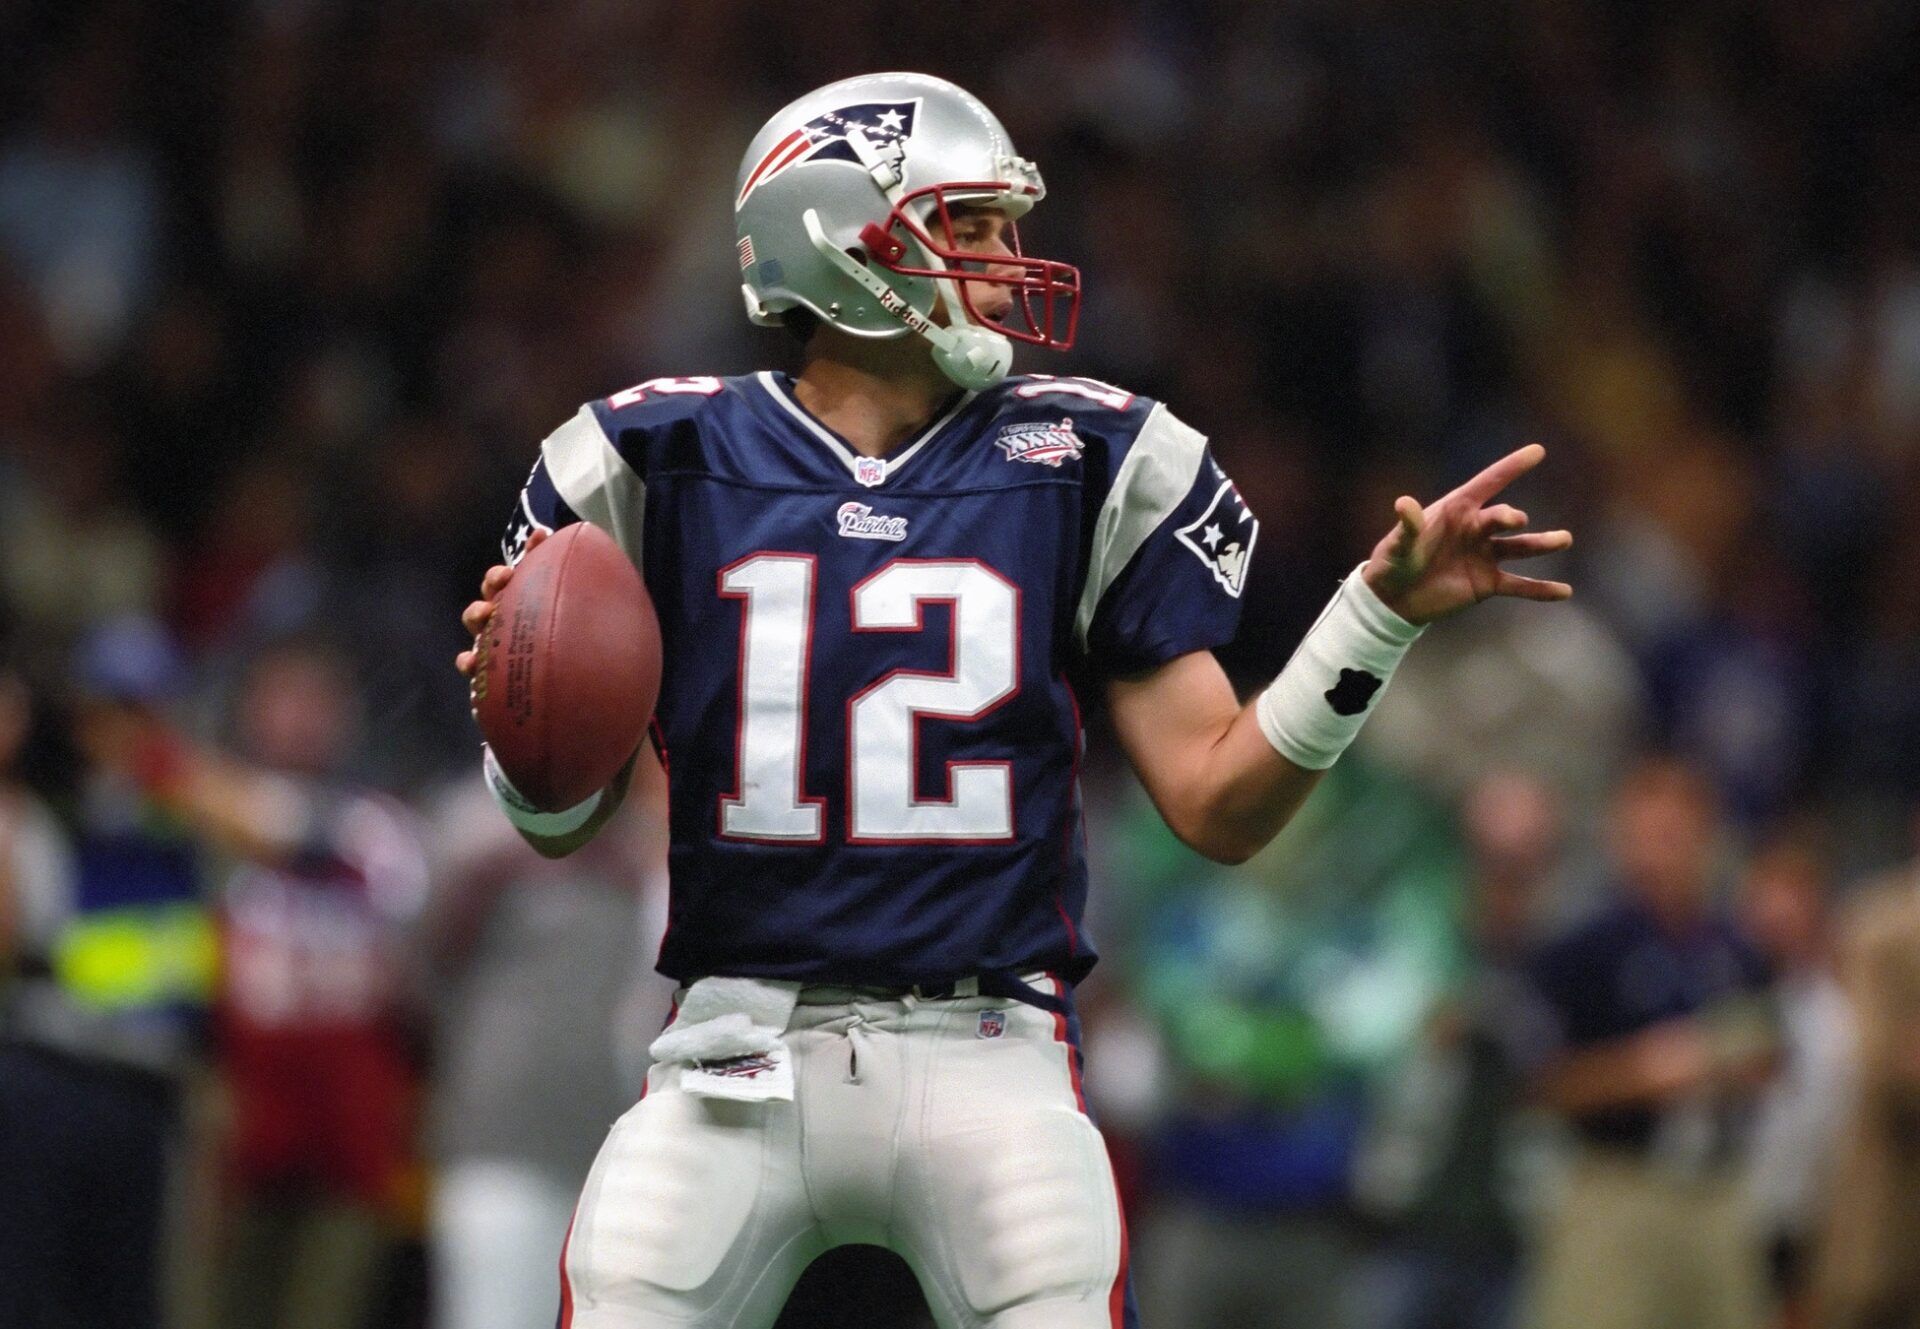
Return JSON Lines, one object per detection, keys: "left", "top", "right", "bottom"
{"left": 89, "top": 636, "right": 428, "bottom": 1329}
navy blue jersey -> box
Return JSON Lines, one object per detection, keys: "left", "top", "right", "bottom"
{"left": 1523, "top": 900, "right": 1771, "bottom": 1150}
{"left": 503, "top": 371, "right": 1256, "bottom": 989}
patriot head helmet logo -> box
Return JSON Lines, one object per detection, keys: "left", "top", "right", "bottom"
{"left": 737, "top": 101, "right": 921, "bottom": 210}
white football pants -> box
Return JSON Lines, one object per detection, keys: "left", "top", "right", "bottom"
{"left": 559, "top": 976, "right": 1135, "bottom": 1328}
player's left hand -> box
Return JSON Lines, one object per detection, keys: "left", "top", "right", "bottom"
{"left": 1363, "top": 443, "right": 1572, "bottom": 626}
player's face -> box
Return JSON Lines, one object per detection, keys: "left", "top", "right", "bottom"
{"left": 944, "top": 205, "right": 1020, "bottom": 322}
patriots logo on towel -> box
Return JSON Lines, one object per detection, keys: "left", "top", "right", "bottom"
{"left": 738, "top": 101, "right": 920, "bottom": 209}
{"left": 695, "top": 1054, "right": 779, "bottom": 1080}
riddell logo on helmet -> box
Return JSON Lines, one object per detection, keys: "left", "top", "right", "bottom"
{"left": 877, "top": 285, "right": 938, "bottom": 337}
{"left": 737, "top": 101, "right": 921, "bottom": 209}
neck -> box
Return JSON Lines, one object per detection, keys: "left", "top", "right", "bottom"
{"left": 793, "top": 329, "right": 960, "bottom": 457}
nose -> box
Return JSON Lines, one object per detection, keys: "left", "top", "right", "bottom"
{"left": 980, "top": 236, "right": 1021, "bottom": 281}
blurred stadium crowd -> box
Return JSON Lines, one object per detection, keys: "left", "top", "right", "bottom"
{"left": 3, "top": 0, "right": 1920, "bottom": 1327}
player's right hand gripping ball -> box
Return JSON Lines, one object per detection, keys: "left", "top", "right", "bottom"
{"left": 472, "top": 524, "right": 660, "bottom": 810}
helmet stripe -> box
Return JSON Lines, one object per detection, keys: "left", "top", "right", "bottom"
{"left": 738, "top": 128, "right": 807, "bottom": 207}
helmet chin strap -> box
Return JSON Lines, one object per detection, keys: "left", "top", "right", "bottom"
{"left": 802, "top": 208, "right": 1012, "bottom": 391}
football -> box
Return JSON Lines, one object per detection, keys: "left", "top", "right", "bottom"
{"left": 471, "top": 523, "right": 660, "bottom": 811}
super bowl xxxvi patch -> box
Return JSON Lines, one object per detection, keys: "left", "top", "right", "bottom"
{"left": 997, "top": 418, "right": 1086, "bottom": 467}
{"left": 1175, "top": 479, "right": 1259, "bottom": 597}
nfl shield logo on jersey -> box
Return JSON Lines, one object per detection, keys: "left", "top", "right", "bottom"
{"left": 1175, "top": 477, "right": 1259, "bottom": 597}
{"left": 977, "top": 1010, "right": 1006, "bottom": 1039}
{"left": 854, "top": 456, "right": 887, "bottom": 487}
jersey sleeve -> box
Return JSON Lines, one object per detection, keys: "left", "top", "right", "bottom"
{"left": 501, "top": 404, "right": 646, "bottom": 567}
{"left": 1075, "top": 404, "right": 1258, "bottom": 676}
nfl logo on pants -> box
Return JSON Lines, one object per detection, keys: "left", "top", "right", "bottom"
{"left": 976, "top": 1010, "right": 1006, "bottom": 1039}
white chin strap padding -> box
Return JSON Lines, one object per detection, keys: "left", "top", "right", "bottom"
{"left": 931, "top": 321, "right": 1012, "bottom": 390}
{"left": 802, "top": 208, "right": 1013, "bottom": 390}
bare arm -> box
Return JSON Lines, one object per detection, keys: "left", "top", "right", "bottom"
{"left": 1107, "top": 652, "right": 1320, "bottom": 864}
{"left": 76, "top": 705, "right": 316, "bottom": 865}
{"left": 1107, "top": 444, "right": 1571, "bottom": 866}
{"left": 1533, "top": 1023, "right": 1715, "bottom": 1114}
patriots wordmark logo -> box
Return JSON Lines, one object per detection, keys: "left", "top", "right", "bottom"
{"left": 1325, "top": 669, "right": 1383, "bottom": 716}
{"left": 737, "top": 101, "right": 921, "bottom": 209}
{"left": 997, "top": 418, "right": 1086, "bottom": 467}
{"left": 837, "top": 501, "right": 909, "bottom": 541}
{"left": 1174, "top": 480, "right": 1259, "bottom": 597}
{"left": 977, "top": 1010, "right": 1006, "bottom": 1039}
{"left": 695, "top": 1054, "right": 779, "bottom": 1080}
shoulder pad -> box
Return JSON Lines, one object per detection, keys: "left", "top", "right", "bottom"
{"left": 979, "top": 374, "right": 1166, "bottom": 488}
{"left": 988, "top": 374, "right": 1159, "bottom": 436}
{"left": 588, "top": 374, "right": 733, "bottom": 435}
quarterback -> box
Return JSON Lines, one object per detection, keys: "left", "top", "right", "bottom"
{"left": 455, "top": 72, "right": 1570, "bottom": 1329}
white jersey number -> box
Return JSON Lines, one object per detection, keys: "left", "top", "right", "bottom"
{"left": 719, "top": 557, "right": 1019, "bottom": 844}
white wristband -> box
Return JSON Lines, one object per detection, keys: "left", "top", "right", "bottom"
{"left": 1256, "top": 564, "right": 1424, "bottom": 770}
{"left": 482, "top": 745, "right": 603, "bottom": 836}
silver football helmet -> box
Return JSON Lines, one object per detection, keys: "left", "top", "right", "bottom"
{"left": 735, "top": 72, "right": 1081, "bottom": 390}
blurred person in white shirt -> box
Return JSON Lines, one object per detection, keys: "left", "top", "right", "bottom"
{"left": 1740, "top": 835, "right": 1856, "bottom": 1329}
{"left": 416, "top": 758, "right": 672, "bottom": 1329}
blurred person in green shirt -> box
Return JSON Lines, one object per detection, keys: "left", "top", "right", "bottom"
{"left": 1101, "top": 756, "right": 1465, "bottom": 1329}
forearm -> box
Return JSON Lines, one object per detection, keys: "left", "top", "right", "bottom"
{"left": 1150, "top": 701, "right": 1324, "bottom": 864}
{"left": 1533, "top": 1043, "right": 1672, "bottom": 1115}
{"left": 163, "top": 758, "right": 315, "bottom": 862}
{"left": 1110, "top": 566, "right": 1422, "bottom": 865}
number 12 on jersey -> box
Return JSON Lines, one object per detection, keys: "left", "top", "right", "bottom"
{"left": 717, "top": 554, "right": 1019, "bottom": 845}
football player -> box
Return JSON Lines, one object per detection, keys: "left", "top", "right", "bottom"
{"left": 454, "top": 72, "right": 1571, "bottom": 1329}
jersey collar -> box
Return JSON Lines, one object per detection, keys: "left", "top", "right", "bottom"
{"left": 756, "top": 371, "right": 976, "bottom": 488}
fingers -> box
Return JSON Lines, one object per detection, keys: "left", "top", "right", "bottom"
{"left": 1459, "top": 442, "right": 1546, "bottom": 505}
{"left": 480, "top": 563, "right": 514, "bottom": 599}
{"left": 1390, "top": 495, "right": 1424, "bottom": 557}
{"left": 1494, "top": 570, "right": 1573, "bottom": 601}
{"left": 1492, "top": 530, "right": 1573, "bottom": 560}
{"left": 1394, "top": 495, "right": 1425, "bottom": 534}
{"left": 461, "top": 599, "right": 495, "bottom": 636}
{"left": 454, "top": 649, "right": 477, "bottom": 679}
{"left": 1480, "top": 504, "right": 1529, "bottom": 534}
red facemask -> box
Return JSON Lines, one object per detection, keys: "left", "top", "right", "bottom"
{"left": 858, "top": 183, "right": 1082, "bottom": 350}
